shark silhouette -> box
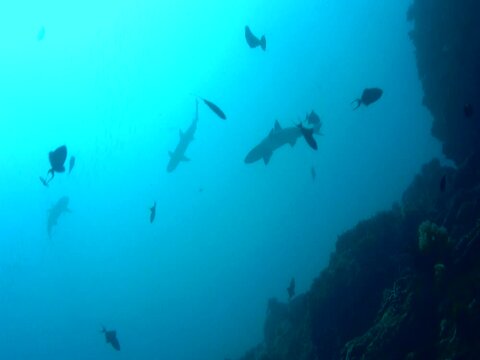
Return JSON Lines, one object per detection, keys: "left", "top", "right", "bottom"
{"left": 245, "top": 119, "right": 320, "bottom": 165}
{"left": 101, "top": 326, "right": 120, "bottom": 351}
{"left": 47, "top": 196, "right": 71, "bottom": 237}
{"left": 167, "top": 100, "right": 198, "bottom": 172}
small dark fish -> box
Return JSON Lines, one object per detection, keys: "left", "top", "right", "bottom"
{"left": 464, "top": 103, "right": 474, "bottom": 118}
{"left": 68, "top": 156, "right": 76, "bottom": 174}
{"left": 42, "top": 145, "right": 68, "bottom": 184}
{"left": 245, "top": 26, "right": 266, "bottom": 51}
{"left": 150, "top": 201, "right": 156, "bottom": 223}
{"left": 101, "top": 326, "right": 120, "bottom": 351}
{"left": 200, "top": 97, "right": 227, "bottom": 120}
{"left": 352, "top": 88, "right": 383, "bottom": 110}
{"left": 440, "top": 174, "right": 447, "bottom": 192}
{"left": 311, "top": 166, "right": 316, "bottom": 181}
{"left": 287, "top": 278, "right": 295, "bottom": 301}
{"left": 298, "top": 124, "right": 318, "bottom": 150}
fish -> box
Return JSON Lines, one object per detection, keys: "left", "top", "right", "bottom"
{"left": 311, "top": 166, "right": 316, "bottom": 181}
{"left": 68, "top": 156, "right": 76, "bottom": 174}
{"left": 150, "top": 201, "right": 156, "bottom": 223}
{"left": 199, "top": 97, "right": 227, "bottom": 120}
{"left": 440, "top": 174, "right": 447, "bottom": 192}
{"left": 351, "top": 88, "right": 383, "bottom": 110}
{"left": 42, "top": 145, "right": 68, "bottom": 184}
{"left": 298, "top": 124, "right": 318, "bottom": 150}
{"left": 47, "top": 196, "right": 71, "bottom": 237}
{"left": 245, "top": 26, "right": 266, "bottom": 51}
{"left": 287, "top": 278, "right": 295, "bottom": 301}
{"left": 464, "top": 103, "right": 474, "bottom": 118}
{"left": 101, "top": 326, "right": 120, "bottom": 351}
{"left": 245, "top": 120, "right": 321, "bottom": 165}
{"left": 167, "top": 100, "right": 198, "bottom": 172}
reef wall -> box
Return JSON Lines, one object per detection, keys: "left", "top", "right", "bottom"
{"left": 237, "top": 1, "right": 480, "bottom": 359}
{"left": 407, "top": 0, "right": 480, "bottom": 165}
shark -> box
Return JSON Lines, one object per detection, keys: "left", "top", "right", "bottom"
{"left": 167, "top": 100, "right": 199, "bottom": 172}
{"left": 244, "top": 119, "right": 321, "bottom": 165}
{"left": 47, "top": 196, "right": 71, "bottom": 237}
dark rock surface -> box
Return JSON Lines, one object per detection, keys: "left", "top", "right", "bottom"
{"left": 408, "top": 0, "right": 480, "bottom": 165}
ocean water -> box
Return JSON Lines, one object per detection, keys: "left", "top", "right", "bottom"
{"left": 0, "top": 1, "right": 441, "bottom": 359}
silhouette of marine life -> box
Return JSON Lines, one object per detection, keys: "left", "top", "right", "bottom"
{"left": 464, "top": 103, "right": 474, "bottom": 118}
{"left": 167, "top": 100, "right": 198, "bottom": 172}
{"left": 287, "top": 278, "right": 295, "bottom": 301}
{"left": 311, "top": 166, "right": 316, "bottom": 181}
{"left": 150, "top": 201, "right": 156, "bottom": 223}
{"left": 351, "top": 88, "right": 383, "bottom": 110}
{"left": 298, "top": 123, "right": 318, "bottom": 150}
{"left": 245, "top": 26, "right": 266, "bottom": 51}
{"left": 47, "top": 196, "right": 71, "bottom": 237}
{"left": 440, "top": 174, "right": 447, "bottom": 192}
{"left": 245, "top": 119, "right": 321, "bottom": 165}
{"left": 68, "top": 156, "right": 75, "bottom": 174}
{"left": 199, "top": 97, "right": 226, "bottom": 120}
{"left": 41, "top": 145, "right": 67, "bottom": 185}
{"left": 101, "top": 326, "right": 120, "bottom": 351}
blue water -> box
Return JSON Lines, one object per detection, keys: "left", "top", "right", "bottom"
{"left": 0, "top": 1, "right": 441, "bottom": 359}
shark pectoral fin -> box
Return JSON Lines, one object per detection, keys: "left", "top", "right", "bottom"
{"left": 263, "top": 152, "right": 272, "bottom": 165}
{"left": 181, "top": 155, "right": 190, "bottom": 162}
{"left": 289, "top": 138, "right": 297, "bottom": 147}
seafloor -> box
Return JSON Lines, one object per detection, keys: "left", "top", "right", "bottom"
{"left": 238, "top": 1, "right": 480, "bottom": 359}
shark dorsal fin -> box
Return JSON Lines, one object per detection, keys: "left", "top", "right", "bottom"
{"left": 274, "top": 120, "right": 282, "bottom": 132}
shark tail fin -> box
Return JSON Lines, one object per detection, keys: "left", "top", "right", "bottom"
{"left": 260, "top": 35, "right": 266, "bottom": 51}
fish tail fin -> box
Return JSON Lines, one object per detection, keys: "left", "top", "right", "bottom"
{"left": 351, "top": 99, "right": 361, "bottom": 110}
{"left": 260, "top": 35, "right": 266, "bottom": 51}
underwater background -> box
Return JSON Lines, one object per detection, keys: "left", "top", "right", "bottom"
{"left": 0, "top": 0, "right": 463, "bottom": 359}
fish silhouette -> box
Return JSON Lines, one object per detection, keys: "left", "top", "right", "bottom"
{"left": 245, "top": 26, "right": 266, "bottom": 50}
{"left": 199, "top": 97, "right": 227, "bottom": 120}
{"left": 41, "top": 145, "right": 67, "bottom": 185}
{"left": 101, "top": 326, "right": 120, "bottom": 351}
{"left": 68, "top": 156, "right": 76, "bottom": 174}
{"left": 150, "top": 201, "right": 157, "bottom": 223}
{"left": 352, "top": 88, "right": 383, "bottom": 110}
